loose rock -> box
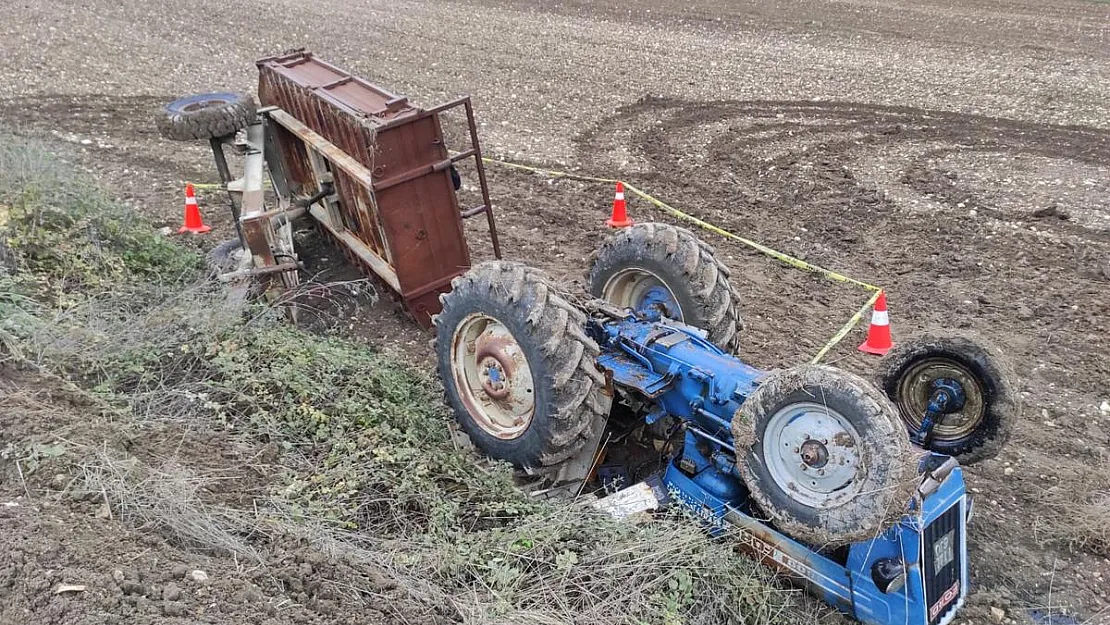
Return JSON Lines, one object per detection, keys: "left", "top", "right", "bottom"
{"left": 162, "top": 582, "right": 182, "bottom": 601}
{"left": 162, "top": 601, "right": 186, "bottom": 617}
{"left": 170, "top": 564, "right": 189, "bottom": 578}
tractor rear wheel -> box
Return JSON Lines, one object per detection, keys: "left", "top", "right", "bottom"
{"left": 734, "top": 365, "right": 918, "bottom": 546}
{"left": 875, "top": 332, "right": 1020, "bottom": 464}
{"left": 587, "top": 222, "right": 743, "bottom": 353}
{"left": 434, "top": 262, "right": 613, "bottom": 473}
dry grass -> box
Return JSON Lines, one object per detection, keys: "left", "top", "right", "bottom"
{"left": 1039, "top": 463, "right": 1110, "bottom": 558}
{"left": 78, "top": 448, "right": 265, "bottom": 563}
{"left": 73, "top": 438, "right": 817, "bottom": 625}
{"left": 1, "top": 135, "right": 821, "bottom": 625}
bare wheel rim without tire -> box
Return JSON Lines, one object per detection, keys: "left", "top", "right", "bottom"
{"left": 450, "top": 313, "right": 536, "bottom": 439}
{"left": 763, "top": 401, "right": 864, "bottom": 509}
{"left": 896, "top": 357, "right": 985, "bottom": 442}
{"left": 601, "top": 268, "right": 682, "bottom": 319}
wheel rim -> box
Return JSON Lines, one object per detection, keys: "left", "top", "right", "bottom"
{"left": 601, "top": 268, "right": 681, "bottom": 319}
{"left": 450, "top": 313, "right": 536, "bottom": 439}
{"left": 182, "top": 98, "right": 228, "bottom": 112}
{"left": 763, "top": 401, "right": 863, "bottom": 509}
{"left": 896, "top": 358, "right": 985, "bottom": 442}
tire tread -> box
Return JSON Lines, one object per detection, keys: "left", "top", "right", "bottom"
{"left": 435, "top": 261, "right": 612, "bottom": 471}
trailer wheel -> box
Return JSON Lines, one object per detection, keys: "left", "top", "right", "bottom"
{"left": 434, "top": 262, "right": 613, "bottom": 472}
{"left": 588, "top": 222, "right": 743, "bottom": 352}
{"left": 875, "top": 332, "right": 1020, "bottom": 464}
{"left": 156, "top": 93, "right": 256, "bottom": 142}
{"left": 207, "top": 238, "right": 243, "bottom": 273}
{"left": 735, "top": 365, "right": 918, "bottom": 546}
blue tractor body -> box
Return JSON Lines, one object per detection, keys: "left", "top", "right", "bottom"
{"left": 588, "top": 306, "right": 971, "bottom": 625}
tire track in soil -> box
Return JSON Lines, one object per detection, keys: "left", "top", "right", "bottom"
{"left": 0, "top": 94, "right": 230, "bottom": 227}
{"left": 574, "top": 97, "right": 1110, "bottom": 395}
{"left": 572, "top": 97, "right": 1110, "bottom": 620}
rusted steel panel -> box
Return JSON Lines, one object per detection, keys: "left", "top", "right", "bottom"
{"left": 256, "top": 50, "right": 472, "bottom": 326}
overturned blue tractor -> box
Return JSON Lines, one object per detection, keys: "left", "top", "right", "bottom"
{"left": 434, "top": 223, "right": 1020, "bottom": 625}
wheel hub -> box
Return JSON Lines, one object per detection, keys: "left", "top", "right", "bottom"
{"left": 897, "top": 358, "right": 985, "bottom": 442}
{"left": 602, "top": 269, "right": 682, "bottom": 320}
{"left": 476, "top": 339, "right": 516, "bottom": 400}
{"left": 639, "top": 285, "right": 680, "bottom": 319}
{"left": 451, "top": 314, "right": 536, "bottom": 439}
{"left": 764, "top": 401, "right": 863, "bottom": 509}
{"left": 799, "top": 439, "right": 830, "bottom": 468}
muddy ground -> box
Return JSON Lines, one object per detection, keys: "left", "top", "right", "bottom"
{"left": 2, "top": 0, "right": 1110, "bottom": 623}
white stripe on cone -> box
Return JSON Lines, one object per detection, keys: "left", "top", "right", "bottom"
{"left": 615, "top": 193, "right": 625, "bottom": 201}
{"left": 870, "top": 310, "right": 889, "bottom": 326}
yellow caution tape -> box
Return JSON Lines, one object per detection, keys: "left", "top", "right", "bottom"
{"left": 810, "top": 289, "right": 882, "bottom": 364}
{"left": 481, "top": 158, "right": 879, "bottom": 291}
{"left": 187, "top": 179, "right": 273, "bottom": 191}
{"left": 620, "top": 182, "right": 880, "bottom": 292}
{"left": 480, "top": 158, "right": 619, "bottom": 185}
{"left": 480, "top": 156, "right": 885, "bottom": 363}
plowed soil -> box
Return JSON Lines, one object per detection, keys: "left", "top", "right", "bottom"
{"left": 2, "top": 0, "right": 1109, "bottom": 624}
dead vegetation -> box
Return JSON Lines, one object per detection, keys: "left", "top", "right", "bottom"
{"left": 0, "top": 135, "right": 827, "bottom": 624}
{"left": 1039, "top": 464, "right": 1110, "bottom": 559}
{"left": 77, "top": 451, "right": 265, "bottom": 564}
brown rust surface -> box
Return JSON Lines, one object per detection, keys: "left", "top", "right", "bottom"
{"left": 256, "top": 50, "right": 471, "bottom": 327}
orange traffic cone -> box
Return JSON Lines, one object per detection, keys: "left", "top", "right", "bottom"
{"left": 858, "top": 291, "right": 894, "bottom": 355}
{"left": 177, "top": 183, "right": 211, "bottom": 234}
{"left": 607, "top": 181, "right": 633, "bottom": 228}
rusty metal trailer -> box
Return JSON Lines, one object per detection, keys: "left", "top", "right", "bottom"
{"left": 190, "top": 50, "right": 500, "bottom": 327}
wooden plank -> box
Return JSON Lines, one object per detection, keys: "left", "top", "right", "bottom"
{"left": 267, "top": 108, "right": 377, "bottom": 190}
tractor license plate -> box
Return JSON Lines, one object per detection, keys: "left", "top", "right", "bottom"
{"left": 933, "top": 530, "right": 955, "bottom": 571}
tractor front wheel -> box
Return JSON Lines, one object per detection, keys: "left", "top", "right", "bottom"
{"left": 875, "top": 332, "right": 1020, "bottom": 464}
{"left": 434, "top": 262, "right": 613, "bottom": 473}
{"left": 735, "top": 365, "right": 919, "bottom": 546}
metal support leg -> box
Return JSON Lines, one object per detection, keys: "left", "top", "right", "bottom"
{"left": 209, "top": 137, "right": 244, "bottom": 243}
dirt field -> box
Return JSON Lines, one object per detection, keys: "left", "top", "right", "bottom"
{"left": 2, "top": 0, "right": 1110, "bottom": 624}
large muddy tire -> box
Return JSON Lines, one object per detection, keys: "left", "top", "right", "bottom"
{"left": 434, "top": 261, "right": 613, "bottom": 472}
{"left": 734, "top": 365, "right": 919, "bottom": 546}
{"left": 156, "top": 93, "right": 256, "bottom": 141}
{"left": 875, "top": 332, "right": 1020, "bottom": 464}
{"left": 587, "top": 222, "right": 743, "bottom": 352}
